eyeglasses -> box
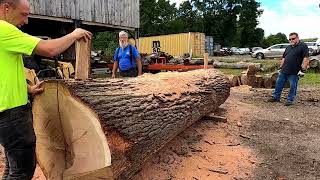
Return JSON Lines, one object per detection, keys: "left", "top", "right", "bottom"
{"left": 289, "top": 37, "right": 296, "bottom": 41}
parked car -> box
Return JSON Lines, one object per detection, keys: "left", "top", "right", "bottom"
{"left": 230, "top": 47, "right": 246, "bottom": 55}
{"left": 251, "top": 43, "right": 290, "bottom": 59}
{"left": 305, "top": 42, "right": 320, "bottom": 56}
{"left": 251, "top": 47, "right": 263, "bottom": 54}
{"left": 239, "top": 48, "right": 250, "bottom": 54}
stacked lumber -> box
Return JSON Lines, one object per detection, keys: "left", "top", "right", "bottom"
{"left": 32, "top": 69, "right": 230, "bottom": 179}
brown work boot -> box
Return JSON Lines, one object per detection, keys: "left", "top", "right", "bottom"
{"left": 284, "top": 101, "right": 293, "bottom": 106}
{"left": 267, "top": 97, "right": 280, "bottom": 102}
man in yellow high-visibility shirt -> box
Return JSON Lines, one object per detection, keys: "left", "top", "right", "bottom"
{"left": 0, "top": 0, "right": 92, "bottom": 179}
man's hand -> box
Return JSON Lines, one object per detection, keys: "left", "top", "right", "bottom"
{"left": 71, "top": 28, "right": 93, "bottom": 42}
{"left": 112, "top": 73, "right": 116, "bottom": 79}
{"left": 28, "top": 81, "right": 44, "bottom": 96}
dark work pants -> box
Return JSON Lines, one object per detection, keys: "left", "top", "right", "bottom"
{"left": 0, "top": 103, "right": 36, "bottom": 180}
{"left": 120, "top": 68, "right": 138, "bottom": 77}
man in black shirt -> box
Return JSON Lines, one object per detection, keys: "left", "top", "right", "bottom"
{"left": 269, "top": 32, "right": 310, "bottom": 106}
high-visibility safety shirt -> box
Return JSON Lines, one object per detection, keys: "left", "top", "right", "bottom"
{"left": 0, "top": 20, "right": 41, "bottom": 112}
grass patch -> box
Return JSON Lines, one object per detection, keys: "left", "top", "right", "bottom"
{"left": 299, "top": 72, "right": 320, "bottom": 87}
{"left": 218, "top": 68, "right": 244, "bottom": 76}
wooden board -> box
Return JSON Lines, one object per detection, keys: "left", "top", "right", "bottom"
{"left": 75, "top": 39, "right": 91, "bottom": 80}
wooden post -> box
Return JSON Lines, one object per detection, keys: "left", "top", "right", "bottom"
{"left": 75, "top": 39, "right": 91, "bottom": 80}
{"left": 204, "top": 53, "right": 209, "bottom": 69}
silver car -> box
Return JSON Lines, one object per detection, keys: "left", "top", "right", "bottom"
{"left": 251, "top": 43, "right": 290, "bottom": 59}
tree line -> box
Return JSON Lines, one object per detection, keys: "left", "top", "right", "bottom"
{"left": 94, "top": 0, "right": 290, "bottom": 53}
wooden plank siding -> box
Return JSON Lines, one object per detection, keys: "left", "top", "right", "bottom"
{"left": 28, "top": 0, "right": 140, "bottom": 29}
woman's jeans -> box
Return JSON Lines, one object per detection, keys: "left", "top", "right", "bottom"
{"left": 0, "top": 103, "right": 36, "bottom": 180}
{"left": 272, "top": 73, "right": 299, "bottom": 102}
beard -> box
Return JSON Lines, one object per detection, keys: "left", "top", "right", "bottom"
{"left": 119, "top": 41, "right": 129, "bottom": 49}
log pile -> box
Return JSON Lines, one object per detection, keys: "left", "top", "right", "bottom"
{"left": 32, "top": 69, "right": 230, "bottom": 179}
{"left": 310, "top": 57, "right": 320, "bottom": 72}
{"left": 213, "top": 60, "right": 262, "bottom": 70}
{"left": 227, "top": 65, "right": 279, "bottom": 88}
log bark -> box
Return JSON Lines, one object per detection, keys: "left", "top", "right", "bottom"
{"left": 228, "top": 75, "right": 240, "bottom": 87}
{"left": 241, "top": 75, "right": 262, "bottom": 88}
{"left": 241, "top": 74, "right": 256, "bottom": 87}
{"left": 246, "top": 64, "right": 258, "bottom": 75}
{"left": 213, "top": 60, "right": 261, "bottom": 70}
{"left": 309, "top": 58, "right": 320, "bottom": 72}
{"left": 254, "top": 75, "right": 264, "bottom": 88}
{"left": 263, "top": 72, "right": 279, "bottom": 88}
{"left": 32, "top": 69, "right": 230, "bottom": 180}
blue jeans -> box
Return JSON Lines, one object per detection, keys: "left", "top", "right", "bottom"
{"left": 272, "top": 73, "right": 299, "bottom": 102}
{"left": 0, "top": 103, "right": 36, "bottom": 180}
{"left": 120, "top": 68, "right": 138, "bottom": 77}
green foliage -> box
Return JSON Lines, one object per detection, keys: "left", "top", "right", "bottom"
{"left": 262, "top": 33, "right": 288, "bottom": 48}
{"left": 94, "top": 0, "right": 290, "bottom": 53}
{"left": 237, "top": 0, "right": 263, "bottom": 47}
{"left": 301, "top": 38, "right": 318, "bottom": 42}
{"left": 139, "top": 0, "right": 265, "bottom": 47}
{"left": 299, "top": 72, "right": 320, "bottom": 87}
{"left": 92, "top": 32, "right": 118, "bottom": 56}
{"left": 219, "top": 68, "right": 244, "bottom": 75}
{"left": 140, "top": 0, "right": 178, "bottom": 36}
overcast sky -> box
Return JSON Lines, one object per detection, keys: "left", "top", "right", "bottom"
{"left": 169, "top": 0, "right": 320, "bottom": 39}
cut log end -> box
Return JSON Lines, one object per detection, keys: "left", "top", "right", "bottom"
{"left": 33, "top": 83, "right": 112, "bottom": 180}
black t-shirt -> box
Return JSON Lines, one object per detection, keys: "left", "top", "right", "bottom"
{"left": 281, "top": 41, "right": 309, "bottom": 75}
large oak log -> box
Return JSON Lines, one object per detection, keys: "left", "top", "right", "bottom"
{"left": 32, "top": 69, "right": 230, "bottom": 180}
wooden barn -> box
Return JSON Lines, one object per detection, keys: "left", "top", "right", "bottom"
{"left": 21, "top": 0, "right": 140, "bottom": 60}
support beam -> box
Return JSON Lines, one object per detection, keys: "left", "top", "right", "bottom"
{"left": 204, "top": 53, "right": 209, "bottom": 69}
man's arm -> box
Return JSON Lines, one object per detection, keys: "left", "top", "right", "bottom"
{"left": 136, "top": 58, "right": 142, "bottom": 76}
{"left": 280, "top": 58, "right": 285, "bottom": 68}
{"left": 112, "top": 61, "right": 119, "bottom": 78}
{"left": 34, "top": 28, "right": 92, "bottom": 58}
{"left": 280, "top": 47, "right": 289, "bottom": 69}
{"left": 302, "top": 57, "right": 310, "bottom": 70}
{"left": 131, "top": 46, "right": 142, "bottom": 75}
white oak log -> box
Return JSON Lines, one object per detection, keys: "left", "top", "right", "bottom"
{"left": 32, "top": 69, "right": 230, "bottom": 180}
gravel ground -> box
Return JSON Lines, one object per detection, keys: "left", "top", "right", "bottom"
{"left": 1, "top": 85, "right": 320, "bottom": 180}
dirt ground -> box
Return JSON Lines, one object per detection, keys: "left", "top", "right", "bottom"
{"left": 1, "top": 85, "right": 320, "bottom": 180}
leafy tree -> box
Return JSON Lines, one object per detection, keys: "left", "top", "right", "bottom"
{"left": 140, "top": 0, "right": 178, "bottom": 36}
{"left": 237, "top": 0, "right": 263, "bottom": 47}
{"left": 189, "top": 0, "right": 263, "bottom": 47}
{"left": 262, "top": 33, "right": 288, "bottom": 48}
{"left": 93, "top": 32, "right": 118, "bottom": 56}
{"left": 94, "top": 0, "right": 266, "bottom": 53}
{"left": 176, "top": 1, "right": 203, "bottom": 33}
